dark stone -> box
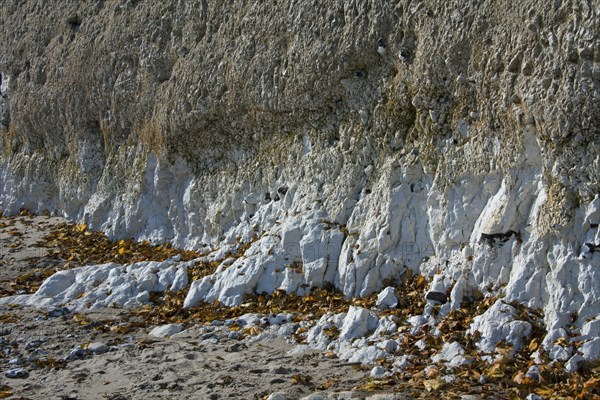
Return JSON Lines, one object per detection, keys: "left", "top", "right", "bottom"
{"left": 353, "top": 70, "right": 366, "bottom": 78}
{"left": 480, "top": 230, "right": 521, "bottom": 247}
{"left": 277, "top": 186, "right": 288, "bottom": 195}
{"left": 273, "top": 194, "right": 280, "bottom": 202}
{"left": 249, "top": 368, "right": 268, "bottom": 374}
{"left": 226, "top": 343, "right": 241, "bottom": 352}
{"left": 590, "top": 223, "right": 598, "bottom": 229}
{"left": 48, "top": 307, "right": 71, "bottom": 318}
{"left": 264, "top": 192, "right": 271, "bottom": 202}
{"left": 425, "top": 291, "right": 447, "bottom": 304}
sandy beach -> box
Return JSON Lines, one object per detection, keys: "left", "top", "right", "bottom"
{"left": 0, "top": 214, "right": 391, "bottom": 400}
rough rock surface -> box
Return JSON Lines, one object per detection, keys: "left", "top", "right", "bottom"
{"left": 1, "top": 0, "right": 599, "bottom": 369}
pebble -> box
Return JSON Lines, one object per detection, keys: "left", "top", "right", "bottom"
{"left": 525, "top": 365, "right": 541, "bottom": 381}
{"left": 47, "top": 307, "right": 71, "bottom": 318}
{"left": 226, "top": 343, "right": 241, "bottom": 352}
{"left": 88, "top": 342, "right": 109, "bottom": 354}
{"left": 300, "top": 394, "right": 327, "bottom": 400}
{"left": 425, "top": 291, "right": 447, "bottom": 304}
{"left": 149, "top": 324, "right": 184, "bottom": 338}
{"left": 201, "top": 333, "right": 218, "bottom": 340}
{"left": 27, "top": 355, "right": 39, "bottom": 363}
{"left": 267, "top": 393, "right": 288, "bottom": 400}
{"left": 271, "top": 366, "right": 291, "bottom": 375}
{"left": 65, "top": 346, "right": 89, "bottom": 361}
{"left": 227, "top": 332, "right": 241, "bottom": 340}
{"left": 25, "top": 339, "right": 45, "bottom": 350}
{"left": 8, "top": 358, "right": 23, "bottom": 365}
{"left": 370, "top": 366, "right": 388, "bottom": 379}
{"left": 526, "top": 395, "right": 543, "bottom": 400}
{"left": 268, "top": 313, "right": 291, "bottom": 325}
{"left": 5, "top": 368, "right": 29, "bottom": 379}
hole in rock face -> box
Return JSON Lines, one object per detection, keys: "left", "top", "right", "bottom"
{"left": 66, "top": 15, "right": 82, "bottom": 31}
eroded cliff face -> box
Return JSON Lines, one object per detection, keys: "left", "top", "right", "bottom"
{"left": 1, "top": 0, "right": 599, "bottom": 368}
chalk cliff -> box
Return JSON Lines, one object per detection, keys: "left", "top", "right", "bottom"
{"left": 1, "top": 0, "right": 599, "bottom": 369}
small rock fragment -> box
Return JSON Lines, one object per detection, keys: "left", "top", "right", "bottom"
{"left": 370, "top": 366, "right": 388, "bottom": 379}
{"left": 48, "top": 307, "right": 71, "bottom": 318}
{"left": 425, "top": 291, "right": 447, "bottom": 304}
{"left": 149, "top": 324, "right": 184, "bottom": 338}
{"left": 88, "top": 342, "right": 109, "bottom": 354}
{"left": 5, "top": 367, "right": 29, "bottom": 379}
{"left": 376, "top": 287, "right": 398, "bottom": 310}
{"left": 267, "top": 393, "right": 288, "bottom": 400}
{"left": 65, "top": 346, "right": 89, "bottom": 361}
{"left": 526, "top": 394, "right": 543, "bottom": 400}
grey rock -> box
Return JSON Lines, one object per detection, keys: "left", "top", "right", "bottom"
{"left": 47, "top": 307, "right": 71, "bottom": 318}
{"left": 64, "top": 346, "right": 89, "bottom": 361}
{"left": 149, "top": 324, "right": 184, "bottom": 338}
{"left": 425, "top": 291, "right": 447, "bottom": 304}
{"left": 5, "top": 368, "right": 29, "bottom": 379}
{"left": 87, "top": 342, "right": 109, "bottom": 354}
{"left": 267, "top": 393, "right": 288, "bottom": 400}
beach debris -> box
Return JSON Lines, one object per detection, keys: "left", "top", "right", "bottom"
{"left": 290, "top": 373, "right": 312, "bottom": 386}
{"left": 0, "top": 385, "right": 13, "bottom": 398}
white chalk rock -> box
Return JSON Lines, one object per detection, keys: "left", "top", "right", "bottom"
{"left": 432, "top": 342, "right": 472, "bottom": 367}
{"left": 339, "top": 306, "right": 378, "bottom": 340}
{"left": 370, "top": 366, "right": 388, "bottom": 378}
{"left": 579, "top": 338, "right": 600, "bottom": 362}
{"left": 0, "top": 260, "right": 196, "bottom": 311}
{"left": 149, "top": 324, "right": 184, "bottom": 338}
{"left": 468, "top": 301, "right": 532, "bottom": 352}
{"left": 376, "top": 287, "right": 398, "bottom": 310}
